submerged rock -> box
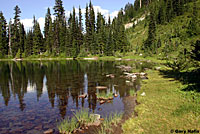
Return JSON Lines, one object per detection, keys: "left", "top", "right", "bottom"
{"left": 43, "top": 129, "right": 53, "bottom": 134}
{"left": 106, "top": 74, "right": 115, "bottom": 78}
{"left": 96, "top": 86, "right": 107, "bottom": 90}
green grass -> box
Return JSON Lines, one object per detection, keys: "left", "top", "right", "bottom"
{"left": 122, "top": 69, "right": 200, "bottom": 134}
{"left": 98, "top": 112, "right": 123, "bottom": 134}
{"left": 58, "top": 108, "right": 123, "bottom": 134}
{"left": 57, "top": 117, "right": 78, "bottom": 134}
{"left": 129, "top": 89, "right": 136, "bottom": 96}
{"left": 73, "top": 108, "right": 96, "bottom": 126}
{"left": 57, "top": 108, "right": 96, "bottom": 134}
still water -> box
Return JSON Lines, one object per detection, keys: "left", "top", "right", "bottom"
{"left": 0, "top": 60, "right": 145, "bottom": 134}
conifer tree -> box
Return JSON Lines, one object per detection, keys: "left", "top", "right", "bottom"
{"left": 44, "top": 8, "right": 52, "bottom": 52}
{"left": 71, "top": 7, "right": 79, "bottom": 57}
{"left": 19, "top": 23, "right": 25, "bottom": 57}
{"left": 85, "top": 4, "right": 90, "bottom": 52}
{"left": 105, "top": 16, "right": 113, "bottom": 56}
{"left": 157, "top": 1, "right": 165, "bottom": 24}
{"left": 191, "top": 40, "right": 200, "bottom": 62}
{"left": 53, "top": 0, "right": 65, "bottom": 54}
{"left": 78, "top": 6, "right": 84, "bottom": 51}
{"left": 187, "top": 1, "right": 199, "bottom": 36}
{"left": 144, "top": 10, "right": 156, "bottom": 51}
{"left": 12, "top": 5, "right": 21, "bottom": 57}
{"left": 89, "top": 1, "right": 96, "bottom": 54}
{"left": 8, "top": 19, "right": 12, "bottom": 56}
{"left": 0, "top": 11, "right": 8, "bottom": 57}
{"left": 166, "top": 0, "right": 172, "bottom": 22}
{"left": 25, "top": 30, "right": 33, "bottom": 56}
{"left": 33, "top": 18, "right": 43, "bottom": 55}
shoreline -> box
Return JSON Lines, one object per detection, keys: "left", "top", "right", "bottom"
{"left": 0, "top": 55, "right": 165, "bottom": 64}
{"left": 122, "top": 68, "right": 200, "bottom": 134}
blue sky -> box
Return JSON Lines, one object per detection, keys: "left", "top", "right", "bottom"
{"left": 0, "top": 0, "right": 134, "bottom": 30}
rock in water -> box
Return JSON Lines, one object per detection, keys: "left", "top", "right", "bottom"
{"left": 99, "top": 100, "right": 106, "bottom": 104}
{"left": 44, "top": 129, "right": 53, "bottom": 134}
{"left": 114, "top": 93, "right": 118, "bottom": 97}
{"left": 96, "top": 86, "right": 107, "bottom": 90}
{"left": 140, "top": 72, "right": 147, "bottom": 76}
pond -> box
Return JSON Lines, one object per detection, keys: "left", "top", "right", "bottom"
{"left": 0, "top": 60, "right": 150, "bottom": 134}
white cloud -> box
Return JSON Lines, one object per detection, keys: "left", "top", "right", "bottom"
{"left": 65, "top": 5, "right": 118, "bottom": 22}
{"left": 110, "top": 11, "right": 118, "bottom": 19}
{"left": 21, "top": 5, "right": 119, "bottom": 31}
{"left": 21, "top": 17, "right": 45, "bottom": 31}
{"left": 38, "top": 17, "right": 45, "bottom": 30}
{"left": 21, "top": 18, "right": 34, "bottom": 30}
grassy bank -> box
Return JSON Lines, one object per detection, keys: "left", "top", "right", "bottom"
{"left": 122, "top": 69, "right": 200, "bottom": 134}
{"left": 0, "top": 55, "right": 166, "bottom": 64}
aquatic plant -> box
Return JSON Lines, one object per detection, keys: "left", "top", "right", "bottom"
{"left": 98, "top": 112, "right": 123, "bottom": 134}
{"left": 96, "top": 92, "right": 113, "bottom": 100}
{"left": 57, "top": 108, "right": 97, "bottom": 133}
{"left": 57, "top": 117, "right": 78, "bottom": 134}
{"left": 58, "top": 109, "right": 123, "bottom": 134}
{"left": 129, "top": 89, "right": 136, "bottom": 96}
{"left": 73, "top": 108, "right": 96, "bottom": 126}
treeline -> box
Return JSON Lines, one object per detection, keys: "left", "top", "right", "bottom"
{"left": 0, "top": 0, "right": 129, "bottom": 58}
{"left": 139, "top": 0, "right": 200, "bottom": 53}
{"left": 123, "top": 0, "right": 195, "bottom": 23}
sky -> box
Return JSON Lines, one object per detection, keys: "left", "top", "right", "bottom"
{"left": 0, "top": 0, "right": 134, "bottom": 30}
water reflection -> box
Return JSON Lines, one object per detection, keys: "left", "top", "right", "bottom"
{"left": 0, "top": 60, "right": 144, "bottom": 133}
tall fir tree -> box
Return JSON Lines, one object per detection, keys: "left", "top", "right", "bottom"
{"left": 12, "top": 5, "right": 21, "bottom": 57}
{"left": 187, "top": 1, "right": 199, "bottom": 36}
{"left": 144, "top": 10, "right": 156, "bottom": 52}
{"left": 85, "top": 4, "right": 90, "bottom": 52}
{"left": 105, "top": 16, "right": 113, "bottom": 56}
{"left": 0, "top": 11, "right": 8, "bottom": 57}
{"left": 78, "top": 6, "right": 84, "bottom": 52}
{"left": 33, "top": 17, "right": 43, "bottom": 55}
{"left": 89, "top": 1, "right": 96, "bottom": 54}
{"left": 25, "top": 30, "right": 33, "bottom": 56}
{"left": 53, "top": 0, "right": 65, "bottom": 55}
{"left": 19, "top": 23, "right": 25, "bottom": 57}
{"left": 44, "top": 8, "right": 52, "bottom": 52}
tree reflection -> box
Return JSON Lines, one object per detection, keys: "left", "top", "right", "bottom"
{"left": 0, "top": 60, "right": 140, "bottom": 117}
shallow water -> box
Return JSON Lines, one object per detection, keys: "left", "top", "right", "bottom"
{"left": 0, "top": 60, "right": 144, "bottom": 134}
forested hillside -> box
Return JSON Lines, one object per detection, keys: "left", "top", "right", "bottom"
{"left": 0, "top": 0, "right": 199, "bottom": 64}
{"left": 123, "top": 0, "right": 200, "bottom": 69}
{"left": 0, "top": 0, "right": 129, "bottom": 58}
